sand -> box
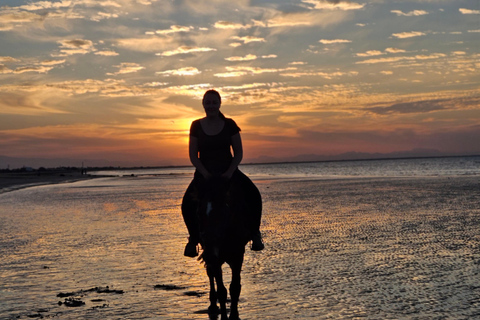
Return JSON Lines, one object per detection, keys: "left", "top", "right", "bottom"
{"left": 0, "top": 174, "right": 479, "bottom": 319}
{"left": 0, "top": 171, "right": 101, "bottom": 194}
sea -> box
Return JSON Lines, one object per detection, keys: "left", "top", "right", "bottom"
{"left": 1, "top": 156, "right": 479, "bottom": 319}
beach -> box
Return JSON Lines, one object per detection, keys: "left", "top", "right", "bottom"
{"left": 1, "top": 159, "right": 479, "bottom": 319}
{"left": 0, "top": 171, "right": 101, "bottom": 194}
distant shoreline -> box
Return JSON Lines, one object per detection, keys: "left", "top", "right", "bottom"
{"left": 1, "top": 155, "right": 478, "bottom": 194}
{"left": 89, "top": 154, "right": 480, "bottom": 172}
{"left": 242, "top": 154, "right": 480, "bottom": 167}
{"left": 1, "top": 154, "right": 479, "bottom": 173}
{"left": 0, "top": 171, "right": 104, "bottom": 194}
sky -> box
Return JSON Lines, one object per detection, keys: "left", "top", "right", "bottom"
{"left": 0, "top": 0, "right": 479, "bottom": 168}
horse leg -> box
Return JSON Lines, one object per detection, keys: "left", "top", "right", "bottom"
{"left": 215, "top": 267, "right": 228, "bottom": 320}
{"left": 206, "top": 265, "right": 219, "bottom": 316}
{"left": 228, "top": 257, "right": 243, "bottom": 320}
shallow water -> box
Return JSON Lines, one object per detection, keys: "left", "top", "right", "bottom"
{"left": 1, "top": 160, "right": 480, "bottom": 319}
{"left": 91, "top": 156, "right": 480, "bottom": 180}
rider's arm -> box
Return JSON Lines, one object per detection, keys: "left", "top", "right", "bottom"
{"left": 189, "top": 135, "right": 211, "bottom": 180}
{"left": 222, "top": 132, "right": 243, "bottom": 179}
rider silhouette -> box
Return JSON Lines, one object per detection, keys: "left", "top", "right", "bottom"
{"left": 181, "top": 89, "right": 264, "bottom": 257}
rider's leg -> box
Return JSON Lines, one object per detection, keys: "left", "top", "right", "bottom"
{"left": 232, "top": 170, "right": 264, "bottom": 251}
{"left": 181, "top": 180, "right": 200, "bottom": 257}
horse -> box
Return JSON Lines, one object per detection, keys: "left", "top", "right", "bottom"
{"left": 196, "top": 176, "right": 256, "bottom": 320}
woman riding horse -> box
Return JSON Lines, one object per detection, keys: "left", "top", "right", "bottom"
{"left": 181, "top": 89, "right": 264, "bottom": 257}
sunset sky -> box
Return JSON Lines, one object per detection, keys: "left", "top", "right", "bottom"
{"left": 1, "top": 0, "right": 479, "bottom": 168}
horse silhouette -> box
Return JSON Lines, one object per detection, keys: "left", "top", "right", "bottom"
{"left": 196, "top": 176, "right": 256, "bottom": 320}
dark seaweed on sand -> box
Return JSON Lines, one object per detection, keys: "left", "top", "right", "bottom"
{"left": 154, "top": 284, "right": 186, "bottom": 290}
{"left": 57, "top": 286, "right": 124, "bottom": 298}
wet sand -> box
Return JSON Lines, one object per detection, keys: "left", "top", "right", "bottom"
{"left": 0, "top": 171, "right": 101, "bottom": 194}
{"left": 0, "top": 175, "right": 479, "bottom": 319}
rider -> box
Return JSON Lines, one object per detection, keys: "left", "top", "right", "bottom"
{"left": 181, "top": 89, "right": 264, "bottom": 257}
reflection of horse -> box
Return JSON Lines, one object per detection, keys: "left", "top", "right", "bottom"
{"left": 197, "top": 177, "right": 254, "bottom": 320}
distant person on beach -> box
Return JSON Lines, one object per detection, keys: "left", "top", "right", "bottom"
{"left": 181, "top": 89, "right": 264, "bottom": 257}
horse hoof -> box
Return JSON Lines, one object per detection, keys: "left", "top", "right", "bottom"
{"left": 208, "top": 305, "right": 219, "bottom": 315}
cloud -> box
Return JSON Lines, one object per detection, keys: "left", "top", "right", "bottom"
{"left": 214, "top": 66, "right": 296, "bottom": 77}
{"left": 301, "top": 0, "right": 365, "bottom": 11}
{"left": 90, "top": 12, "right": 119, "bottom": 21}
{"left": 356, "top": 53, "right": 445, "bottom": 64}
{"left": 59, "top": 39, "right": 94, "bottom": 49}
{"left": 280, "top": 70, "right": 357, "bottom": 79}
{"left": 214, "top": 21, "right": 249, "bottom": 29}
{"left": 356, "top": 56, "right": 411, "bottom": 64}
{"left": 115, "top": 37, "right": 174, "bottom": 52}
{"left": 0, "top": 89, "right": 68, "bottom": 115}
{"left": 156, "top": 67, "right": 201, "bottom": 76}
{"left": 294, "top": 126, "right": 480, "bottom": 157}
{"left": 225, "top": 54, "right": 257, "bottom": 61}
{"left": 40, "top": 59, "right": 66, "bottom": 66}
{"left": 40, "top": 79, "right": 126, "bottom": 95}
{"left": 56, "top": 39, "right": 96, "bottom": 56}
{"left": 18, "top": 0, "right": 73, "bottom": 11}
{"left": 95, "top": 50, "right": 120, "bottom": 56}
{"left": 459, "top": 8, "right": 480, "bottom": 15}
{"left": 266, "top": 15, "right": 312, "bottom": 27}
{"left": 16, "top": 0, "right": 138, "bottom": 12}
{"left": 319, "top": 39, "right": 351, "bottom": 44}
{"left": 356, "top": 50, "right": 383, "bottom": 57}
{"left": 415, "top": 53, "right": 446, "bottom": 60}
{"left": 0, "top": 10, "right": 45, "bottom": 31}
{"left": 111, "top": 62, "right": 145, "bottom": 75}
{"left": 385, "top": 47, "right": 406, "bottom": 53}
{"left": 265, "top": 8, "right": 352, "bottom": 28}
{"left": 366, "top": 99, "right": 450, "bottom": 115}
{"left": 155, "top": 25, "right": 193, "bottom": 34}
{"left": 391, "top": 31, "right": 426, "bottom": 39}
{"left": 0, "top": 64, "right": 13, "bottom": 74}
{"left": 213, "top": 71, "right": 249, "bottom": 78}
{"left": 391, "top": 10, "right": 428, "bottom": 16}
{"left": 0, "top": 3, "right": 114, "bottom": 31}
{"left": 0, "top": 56, "right": 20, "bottom": 63}
{"left": 0, "top": 0, "right": 156, "bottom": 33}
{"left": 155, "top": 46, "right": 216, "bottom": 56}
{"left": 13, "top": 66, "right": 55, "bottom": 74}
{"left": 230, "top": 36, "right": 265, "bottom": 44}
{"left": 0, "top": 58, "right": 63, "bottom": 74}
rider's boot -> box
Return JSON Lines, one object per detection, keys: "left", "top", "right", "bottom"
{"left": 251, "top": 230, "right": 264, "bottom": 251}
{"left": 184, "top": 237, "right": 199, "bottom": 257}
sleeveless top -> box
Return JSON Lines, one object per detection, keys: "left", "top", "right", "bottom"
{"left": 190, "top": 118, "right": 241, "bottom": 174}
